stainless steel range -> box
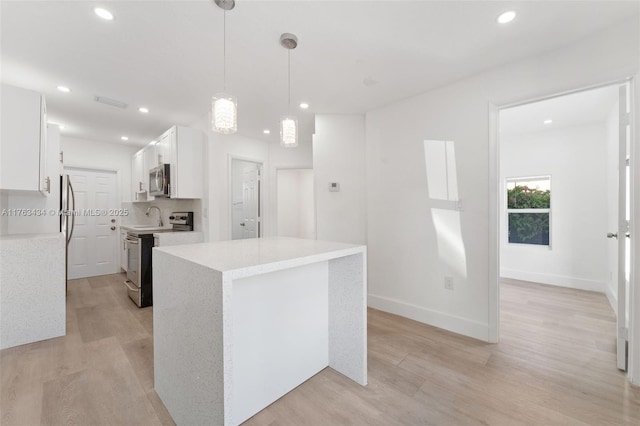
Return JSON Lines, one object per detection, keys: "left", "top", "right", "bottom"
{"left": 124, "top": 212, "right": 194, "bottom": 307}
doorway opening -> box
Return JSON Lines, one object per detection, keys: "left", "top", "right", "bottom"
{"left": 230, "top": 159, "right": 262, "bottom": 240}
{"left": 492, "top": 81, "right": 633, "bottom": 372}
{"left": 65, "top": 167, "right": 119, "bottom": 279}
{"left": 276, "top": 168, "right": 316, "bottom": 239}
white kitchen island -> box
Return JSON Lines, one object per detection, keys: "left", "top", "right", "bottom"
{"left": 152, "top": 237, "right": 367, "bottom": 425}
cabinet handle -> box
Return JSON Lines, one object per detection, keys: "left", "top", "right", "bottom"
{"left": 59, "top": 151, "right": 64, "bottom": 164}
{"left": 45, "top": 177, "right": 51, "bottom": 193}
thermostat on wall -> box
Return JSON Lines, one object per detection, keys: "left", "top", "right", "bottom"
{"left": 329, "top": 182, "right": 340, "bottom": 192}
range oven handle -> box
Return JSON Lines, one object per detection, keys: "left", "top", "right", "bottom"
{"left": 123, "top": 280, "right": 139, "bottom": 292}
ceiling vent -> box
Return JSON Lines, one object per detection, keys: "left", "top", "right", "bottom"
{"left": 93, "top": 95, "right": 128, "bottom": 109}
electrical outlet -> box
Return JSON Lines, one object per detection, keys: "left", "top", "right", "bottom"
{"left": 444, "top": 276, "right": 454, "bottom": 290}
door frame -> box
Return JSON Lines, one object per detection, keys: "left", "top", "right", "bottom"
{"left": 63, "top": 166, "right": 120, "bottom": 278}
{"left": 274, "top": 166, "right": 316, "bottom": 239}
{"left": 488, "top": 77, "right": 638, "bottom": 381}
{"left": 228, "top": 155, "right": 265, "bottom": 240}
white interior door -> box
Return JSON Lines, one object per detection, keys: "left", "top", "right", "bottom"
{"left": 231, "top": 160, "right": 261, "bottom": 240}
{"left": 615, "top": 83, "right": 632, "bottom": 371}
{"left": 242, "top": 165, "right": 260, "bottom": 239}
{"left": 67, "top": 168, "right": 118, "bottom": 279}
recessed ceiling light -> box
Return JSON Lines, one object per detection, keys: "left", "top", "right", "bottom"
{"left": 57, "top": 86, "right": 71, "bottom": 93}
{"left": 138, "top": 107, "right": 149, "bottom": 113}
{"left": 121, "top": 136, "right": 129, "bottom": 141}
{"left": 94, "top": 7, "right": 114, "bottom": 21}
{"left": 544, "top": 119, "right": 553, "bottom": 124}
{"left": 299, "top": 102, "right": 309, "bottom": 109}
{"left": 497, "top": 11, "right": 516, "bottom": 24}
{"left": 263, "top": 129, "right": 271, "bottom": 134}
{"left": 59, "top": 125, "right": 65, "bottom": 130}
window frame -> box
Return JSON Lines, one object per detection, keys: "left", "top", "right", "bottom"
{"left": 505, "top": 175, "right": 552, "bottom": 248}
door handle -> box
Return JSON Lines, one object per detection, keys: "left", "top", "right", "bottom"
{"left": 110, "top": 226, "right": 116, "bottom": 231}
{"left": 607, "top": 232, "right": 618, "bottom": 239}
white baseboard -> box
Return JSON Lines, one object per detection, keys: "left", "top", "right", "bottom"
{"left": 605, "top": 284, "right": 618, "bottom": 315}
{"left": 501, "top": 269, "right": 606, "bottom": 293}
{"left": 368, "top": 294, "right": 489, "bottom": 342}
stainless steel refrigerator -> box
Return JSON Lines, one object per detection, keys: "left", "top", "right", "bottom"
{"left": 60, "top": 174, "right": 76, "bottom": 292}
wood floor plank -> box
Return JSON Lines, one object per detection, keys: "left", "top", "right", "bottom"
{"left": 2, "top": 274, "right": 639, "bottom": 425}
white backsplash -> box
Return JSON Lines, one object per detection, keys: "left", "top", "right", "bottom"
{"left": 121, "top": 199, "right": 202, "bottom": 231}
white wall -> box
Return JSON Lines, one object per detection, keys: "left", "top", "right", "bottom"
{"left": 606, "top": 101, "right": 620, "bottom": 310}
{"left": 313, "top": 115, "right": 366, "bottom": 244}
{"left": 61, "top": 137, "right": 138, "bottom": 203}
{"left": 500, "top": 123, "right": 608, "bottom": 293}
{"left": 276, "top": 169, "right": 315, "bottom": 239}
{"left": 121, "top": 199, "right": 202, "bottom": 230}
{"left": 268, "top": 138, "right": 313, "bottom": 237}
{"left": 190, "top": 112, "right": 313, "bottom": 242}
{"left": 0, "top": 193, "right": 8, "bottom": 234}
{"left": 364, "top": 19, "right": 638, "bottom": 342}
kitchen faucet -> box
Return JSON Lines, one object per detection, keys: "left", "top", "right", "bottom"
{"left": 146, "top": 206, "right": 163, "bottom": 227}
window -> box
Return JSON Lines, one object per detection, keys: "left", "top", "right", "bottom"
{"left": 506, "top": 176, "right": 550, "bottom": 246}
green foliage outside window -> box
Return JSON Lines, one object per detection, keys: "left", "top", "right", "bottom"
{"left": 507, "top": 185, "right": 550, "bottom": 245}
{"left": 507, "top": 185, "right": 550, "bottom": 209}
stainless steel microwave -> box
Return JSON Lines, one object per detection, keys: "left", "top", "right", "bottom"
{"left": 149, "top": 164, "right": 170, "bottom": 197}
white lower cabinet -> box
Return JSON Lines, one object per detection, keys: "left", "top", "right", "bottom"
{"left": 0, "top": 233, "right": 66, "bottom": 350}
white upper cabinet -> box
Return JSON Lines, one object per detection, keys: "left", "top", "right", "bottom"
{"left": 1, "top": 84, "right": 50, "bottom": 194}
{"left": 156, "top": 128, "right": 173, "bottom": 166}
{"left": 131, "top": 149, "right": 147, "bottom": 202}
{"left": 142, "top": 144, "right": 156, "bottom": 201}
{"left": 130, "top": 126, "right": 203, "bottom": 200}
{"left": 170, "top": 126, "right": 203, "bottom": 199}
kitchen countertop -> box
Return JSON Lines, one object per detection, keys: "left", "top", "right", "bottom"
{"left": 153, "top": 231, "right": 204, "bottom": 246}
{"left": 120, "top": 225, "right": 173, "bottom": 232}
{"left": 153, "top": 236, "right": 367, "bottom": 425}
{"left": 153, "top": 236, "right": 365, "bottom": 279}
{"left": 0, "top": 232, "right": 64, "bottom": 240}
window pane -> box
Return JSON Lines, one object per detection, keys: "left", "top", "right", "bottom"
{"left": 508, "top": 212, "right": 549, "bottom": 245}
{"left": 507, "top": 178, "right": 550, "bottom": 209}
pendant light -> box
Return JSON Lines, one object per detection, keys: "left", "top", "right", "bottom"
{"left": 212, "top": 0, "right": 237, "bottom": 134}
{"left": 280, "top": 33, "right": 298, "bottom": 148}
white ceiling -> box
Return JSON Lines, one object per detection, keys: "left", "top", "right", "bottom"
{"left": 500, "top": 84, "right": 619, "bottom": 136}
{"left": 1, "top": 1, "right": 637, "bottom": 147}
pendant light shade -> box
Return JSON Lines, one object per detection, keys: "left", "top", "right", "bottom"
{"left": 212, "top": 0, "right": 237, "bottom": 134}
{"left": 280, "top": 33, "right": 298, "bottom": 148}
{"left": 212, "top": 93, "right": 237, "bottom": 134}
{"left": 280, "top": 115, "right": 298, "bottom": 148}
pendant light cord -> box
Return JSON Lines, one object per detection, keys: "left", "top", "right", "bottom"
{"left": 288, "top": 49, "right": 291, "bottom": 114}
{"left": 223, "top": 9, "right": 227, "bottom": 92}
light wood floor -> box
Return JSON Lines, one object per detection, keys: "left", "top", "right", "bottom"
{"left": 2, "top": 274, "right": 639, "bottom": 425}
